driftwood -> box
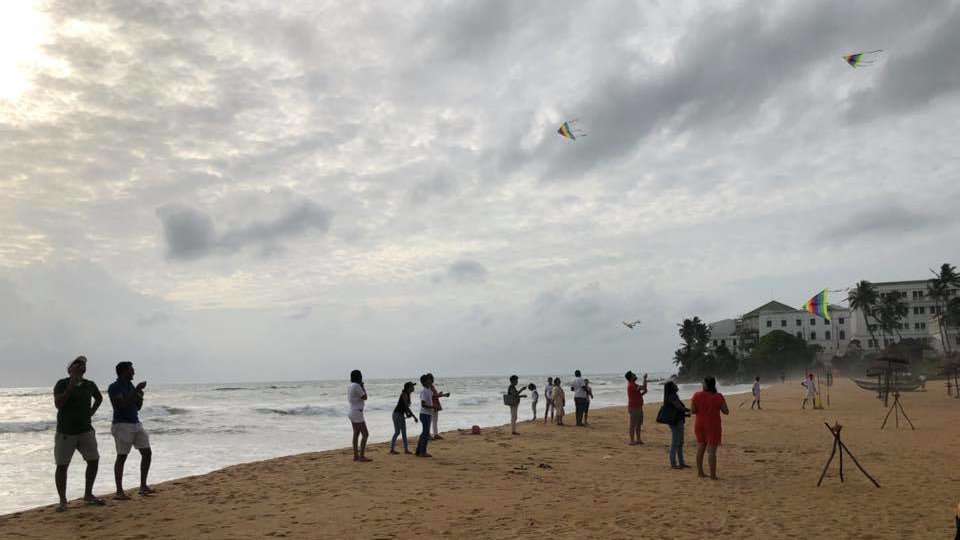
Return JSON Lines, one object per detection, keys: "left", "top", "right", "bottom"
{"left": 817, "top": 422, "right": 880, "bottom": 488}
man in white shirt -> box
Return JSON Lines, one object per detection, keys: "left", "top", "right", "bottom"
{"left": 801, "top": 373, "right": 818, "bottom": 410}
{"left": 571, "top": 370, "right": 587, "bottom": 426}
{"left": 416, "top": 374, "right": 435, "bottom": 457}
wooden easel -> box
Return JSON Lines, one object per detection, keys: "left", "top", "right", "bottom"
{"left": 880, "top": 391, "right": 915, "bottom": 430}
{"left": 817, "top": 422, "right": 880, "bottom": 488}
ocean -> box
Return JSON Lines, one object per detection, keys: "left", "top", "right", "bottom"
{"left": 0, "top": 374, "right": 753, "bottom": 515}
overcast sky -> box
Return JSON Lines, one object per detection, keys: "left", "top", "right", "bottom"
{"left": 2, "top": 0, "right": 959, "bottom": 386}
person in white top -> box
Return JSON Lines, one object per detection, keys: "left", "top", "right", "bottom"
{"left": 751, "top": 376, "right": 761, "bottom": 410}
{"left": 801, "top": 373, "right": 818, "bottom": 410}
{"left": 543, "top": 377, "right": 554, "bottom": 424}
{"left": 528, "top": 383, "right": 539, "bottom": 421}
{"left": 416, "top": 374, "right": 435, "bottom": 457}
{"left": 571, "top": 370, "right": 587, "bottom": 426}
{"left": 347, "top": 370, "right": 371, "bottom": 462}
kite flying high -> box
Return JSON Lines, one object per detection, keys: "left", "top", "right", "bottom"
{"left": 557, "top": 120, "right": 587, "bottom": 141}
{"left": 843, "top": 50, "right": 883, "bottom": 68}
{"left": 622, "top": 320, "right": 642, "bottom": 329}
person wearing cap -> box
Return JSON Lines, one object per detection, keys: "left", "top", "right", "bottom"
{"left": 53, "top": 356, "right": 105, "bottom": 511}
{"left": 108, "top": 361, "right": 154, "bottom": 499}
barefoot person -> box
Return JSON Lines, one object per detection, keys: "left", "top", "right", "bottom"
{"left": 583, "top": 379, "right": 594, "bottom": 425}
{"left": 691, "top": 376, "right": 729, "bottom": 480}
{"left": 625, "top": 371, "right": 648, "bottom": 445}
{"left": 416, "top": 374, "right": 435, "bottom": 457}
{"left": 53, "top": 356, "right": 105, "bottom": 511}
{"left": 801, "top": 373, "right": 817, "bottom": 410}
{"left": 661, "top": 380, "right": 690, "bottom": 469}
{"left": 108, "top": 362, "right": 153, "bottom": 500}
{"left": 543, "top": 377, "right": 554, "bottom": 424}
{"left": 428, "top": 374, "right": 450, "bottom": 440}
{"left": 390, "top": 382, "right": 418, "bottom": 455}
{"left": 528, "top": 383, "right": 539, "bottom": 421}
{"left": 571, "top": 370, "right": 587, "bottom": 426}
{"left": 552, "top": 378, "right": 566, "bottom": 425}
{"left": 506, "top": 376, "right": 527, "bottom": 435}
{"left": 751, "top": 376, "right": 762, "bottom": 410}
{"left": 348, "top": 370, "right": 371, "bottom": 462}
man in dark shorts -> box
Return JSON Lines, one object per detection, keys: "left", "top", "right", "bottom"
{"left": 109, "top": 361, "right": 154, "bottom": 499}
{"left": 53, "top": 356, "right": 105, "bottom": 511}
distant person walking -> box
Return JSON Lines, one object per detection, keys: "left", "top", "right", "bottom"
{"left": 108, "top": 361, "right": 154, "bottom": 499}
{"left": 528, "top": 383, "right": 539, "bottom": 420}
{"left": 691, "top": 376, "right": 728, "bottom": 480}
{"left": 506, "top": 376, "right": 526, "bottom": 435}
{"left": 390, "top": 382, "right": 418, "bottom": 455}
{"left": 751, "top": 377, "right": 762, "bottom": 410}
{"left": 571, "top": 370, "right": 588, "bottom": 426}
{"left": 53, "top": 356, "right": 106, "bottom": 511}
{"left": 543, "top": 377, "right": 554, "bottom": 424}
{"left": 348, "top": 370, "right": 371, "bottom": 462}
{"left": 429, "top": 374, "right": 450, "bottom": 440}
{"left": 583, "top": 379, "right": 594, "bottom": 425}
{"left": 416, "top": 374, "right": 435, "bottom": 457}
{"left": 625, "top": 371, "right": 648, "bottom": 445}
{"left": 801, "top": 373, "right": 817, "bottom": 410}
{"left": 552, "top": 378, "right": 566, "bottom": 425}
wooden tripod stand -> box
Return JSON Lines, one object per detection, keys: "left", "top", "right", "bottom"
{"left": 880, "top": 391, "right": 915, "bottom": 430}
{"left": 817, "top": 422, "right": 880, "bottom": 488}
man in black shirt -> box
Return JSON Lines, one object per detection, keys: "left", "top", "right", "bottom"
{"left": 53, "top": 356, "right": 105, "bottom": 511}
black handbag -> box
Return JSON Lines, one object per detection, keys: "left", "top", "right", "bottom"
{"left": 655, "top": 403, "right": 675, "bottom": 425}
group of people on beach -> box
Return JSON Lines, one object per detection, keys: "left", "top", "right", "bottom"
{"left": 516, "top": 370, "right": 595, "bottom": 431}
{"left": 50, "top": 356, "right": 155, "bottom": 512}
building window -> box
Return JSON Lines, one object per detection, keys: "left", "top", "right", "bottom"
{"left": 918, "top": 306, "right": 925, "bottom": 315}
{"left": 733, "top": 339, "right": 737, "bottom": 347}
{"left": 825, "top": 331, "right": 831, "bottom": 341}
{"left": 839, "top": 330, "right": 846, "bottom": 340}
{"left": 780, "top": 319, "right": 786, "bottom": 327}
{"left": 838, "top": 317, "right": 845, "bottom": 325}
{"left": 713, "top": 340, "right": 718, "bottom": 347}
{"left": 720, "top": 339, "right": 726, "bottom": 346}
{"left": 810, "top": 331, "right": 817, "bottom": 340}
{"left": 920, "top": 322, "right": 926, "bottom": 329}
{"left": 810, "top": 318, "right": 816, "bottom": 326}
{"left": 796, "top": 332, "right": 803, "bottom": 339}
{"left": 796, "top": 319, "right": 801, "bottom": 326}
{"left": 766, "top": 320, "right": 772, "bottom": 328}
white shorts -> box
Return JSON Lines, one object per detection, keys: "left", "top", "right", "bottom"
{"left": 348, "top": 410, "right": 365, "bottom": 424}
{"left": 111, "top": 423, "right": 151, "bottom": 455}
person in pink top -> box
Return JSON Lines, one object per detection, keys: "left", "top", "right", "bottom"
{"left": 690, "top": 376, "right": 728, "bottom": 480}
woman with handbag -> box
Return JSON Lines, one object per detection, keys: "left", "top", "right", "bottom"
{"left": 657, "top": 380, "right": 691, "bottom": 469}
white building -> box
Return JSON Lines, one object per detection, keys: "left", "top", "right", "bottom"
{"left": 709, "top": 300, "right": 851, "bottom": 357}
{"left": 848, "top": 279, "right": 960, "bottom": 352}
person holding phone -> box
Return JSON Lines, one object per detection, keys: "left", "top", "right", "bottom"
{"left": 390, "top": 382, "right": 418, "bottom": 455}
{"left": 416, "top": 374, "right": 435, "bottom": 457}
{"left": 53, "top": 356, "right": 105, "bottom": 512}
{"left": 625, "top": 371, "right": 648, "bottom": 445}
{"left": 506, "top": 375, "right": 526, "bottom": 435}
{"left": 108, "top": 361, "right": 154, "bottom": 499}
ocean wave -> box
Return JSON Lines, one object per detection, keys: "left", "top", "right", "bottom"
{"left": 254, "top": 405, "right": 342, "bottom": 417}
{"left": 1, "top": 391, "right": 48, "bottom": 398}
{"left": 266, "top": 385, "right": 300, "bottom": 390}
{"left": 213, "top": 387, "right": 250, "bottom": 391}
{"left": 456, "top": 396, "right": 491, "bottom": 407}
{"left": 150, "top": 426, "right": 248, "bottom": 435}
{"left": 0, "top": 421, "right": 56, "bottom": 434}
{"left": 141, "top": 405, "right": 190, "bottom": 417}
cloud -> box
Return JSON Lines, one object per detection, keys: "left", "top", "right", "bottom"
{"left": 157, "top": 200, "right": 332, "bottom": 260}
{"left": 821, "top": 202, "right": 942, "bottom": 244}
{"left": 434, "top": 259, "right": 489, "bottom": 285}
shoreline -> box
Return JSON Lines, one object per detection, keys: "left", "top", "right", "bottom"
{"left": 3, "top": 379, "right": 957, "bottom": 538}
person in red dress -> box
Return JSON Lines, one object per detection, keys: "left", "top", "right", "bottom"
{"left": 690, "top": 376, "right": 729, "bottom": 480}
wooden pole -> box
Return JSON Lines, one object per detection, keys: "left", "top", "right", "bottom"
{"left": 836, "top": 439, "right": 881, "bottom": 488}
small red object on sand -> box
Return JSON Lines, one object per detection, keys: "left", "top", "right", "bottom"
{"left": 471, "top": 425, "right": 481, "bottom": 435}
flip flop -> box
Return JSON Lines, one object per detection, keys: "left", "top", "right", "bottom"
{"left": 114, "top": 493, "right": 131, "bottom": 501}
{"left": 55, "top": 504, "right": 67, "bottom": 513}
{"left": 138, "top": 488, "right": 156, "bottom": 496}
{"left": 84, "top": 497, "right": 106, "bottom": 506}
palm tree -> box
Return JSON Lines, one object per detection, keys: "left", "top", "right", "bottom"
{"left": 877, "top": 290, "right": 908, "bottom": 345}
{"left": 849, "top": 280, "right": 880, "bottom": 351}
{"left": 927, "top": 263, "right": 959, "bottom": 353}
{"left": 676, "top": 317, "right": 710, "bottom": 375}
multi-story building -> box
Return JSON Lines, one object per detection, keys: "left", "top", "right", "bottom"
{"left": 848, "top": 279, "right": 960, "bottom": 352}
{"left": 709, "top": 300, "right": 851, "bottom": 357}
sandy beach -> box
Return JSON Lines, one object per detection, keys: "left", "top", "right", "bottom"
{"left": 2, "top": 378, "right": 958, "bottom": 539}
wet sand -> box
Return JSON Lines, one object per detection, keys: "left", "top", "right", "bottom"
{"left": 2, "top": 378, "right": 958, "bottom": 539}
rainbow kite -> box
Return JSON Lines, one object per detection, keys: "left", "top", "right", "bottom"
{"left": 803, "top": 289, "right": 831, "bottom": 321}
{"left": 556, "top": 119, "right": 586, "bottom": 141}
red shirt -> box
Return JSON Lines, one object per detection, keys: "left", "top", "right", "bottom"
{"left": 627, "top": 382, "right": 644, "bottom": 410}
{"left": 692, "top": 391, "right": 726, "bottom": 432}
